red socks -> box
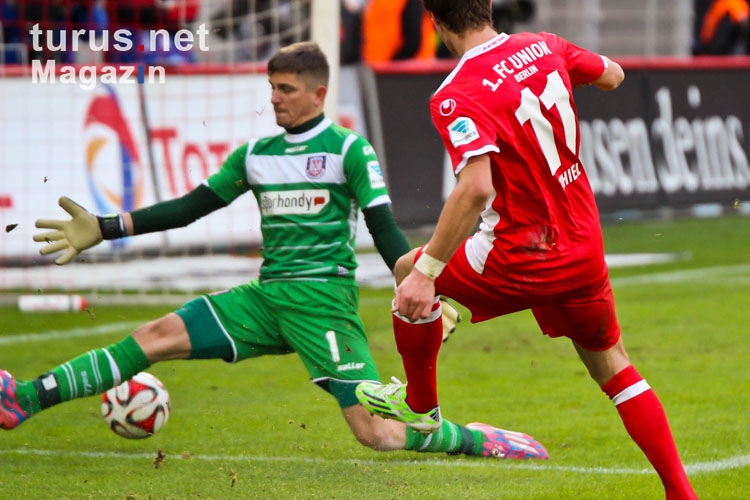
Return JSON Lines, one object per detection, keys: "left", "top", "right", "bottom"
{"left": 603, "top": 366, "right": 698, "bottom": 500}
{"left": 392, "top": 299, "right": 443, "bottom": 413}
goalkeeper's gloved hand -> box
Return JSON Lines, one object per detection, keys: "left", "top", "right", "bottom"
{"left": 440, "top": 297, "right": 461, "bottom": 342}
{"left": 33, "top": 196, "right": 105, "bottom": 265}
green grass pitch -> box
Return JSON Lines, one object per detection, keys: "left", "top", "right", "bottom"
{"left": 1, "top": 215, "right": 748, "bottom": 499}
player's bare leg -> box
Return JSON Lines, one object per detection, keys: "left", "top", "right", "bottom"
{"left": 131, "top": 313, "right": 193, "bottom": 362}
{"left": 343, "top": 403, "right": 406, "bottom": 451}
{"left": 393, "top": 248, "right": 419, "bottom": 284}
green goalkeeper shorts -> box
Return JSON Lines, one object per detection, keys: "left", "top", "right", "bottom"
{"left": 175, "top": 278, "right": 382, "bottom": 408}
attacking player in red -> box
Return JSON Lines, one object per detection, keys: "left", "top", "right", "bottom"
{"left": 356, "top": 1, "right": 699, "bottom": 499}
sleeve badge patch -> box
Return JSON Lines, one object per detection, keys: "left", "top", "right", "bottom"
{"left": 448, "top": 117, "right": 480, "bottom": 147}
{"left": 367, "top": 161, "right": 386, "bottom": 189}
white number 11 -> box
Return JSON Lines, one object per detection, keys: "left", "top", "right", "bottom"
{"left": 514, "top": 70, "right": 577, "bottom": 176}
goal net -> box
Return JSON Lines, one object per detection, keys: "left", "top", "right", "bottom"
{"left": 0, "top": 0, "right": 375, "bottom": 305}
{"left": 197, "top": 0, "right": 312, "bottom": 63}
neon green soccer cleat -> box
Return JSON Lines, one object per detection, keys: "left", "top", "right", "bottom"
{"left": 355, "top": 377, "right": 442, "bottom": 433}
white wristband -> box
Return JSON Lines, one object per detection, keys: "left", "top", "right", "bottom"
{"left": 414, "top": 253, "right": 447, "bottom": 279}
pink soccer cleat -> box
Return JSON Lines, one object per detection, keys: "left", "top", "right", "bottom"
{"left": 0, "top": 370, "right": 30, "bottom": 430}
{"left": 467, "top": 422, "right": 549, "bottom": 460}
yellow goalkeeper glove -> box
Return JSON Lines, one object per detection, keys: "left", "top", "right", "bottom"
{"left": 440, "top": 297, "right": 461, "bottom": 342}
{"left": 33, "top": 196, "right": 104, "bottom": 265}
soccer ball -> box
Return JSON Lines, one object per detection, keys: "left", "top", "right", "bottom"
{"left": 101, "top": 371, "right": 170, "bottom": 439}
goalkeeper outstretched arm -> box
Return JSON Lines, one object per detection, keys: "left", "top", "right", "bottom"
{"left": 33, "top": 185, "right": 226, "bottom": 265}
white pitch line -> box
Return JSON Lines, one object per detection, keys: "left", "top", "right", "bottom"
{"left": 0, "top": 322, "right": 143, "bottom": 346}
{"left": 684, "top": 454, "right": 750, "bottom": 475}
{"left": 0, "top": 449, "right": 747, "bottom": 476}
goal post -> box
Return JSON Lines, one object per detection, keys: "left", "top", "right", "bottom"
{"left": 311, "top": 0, "right": 340, "bottom": 121}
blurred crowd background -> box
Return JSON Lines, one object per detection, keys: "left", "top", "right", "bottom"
{"left": 1, "top": 0, "right": 749, "bottom": 66}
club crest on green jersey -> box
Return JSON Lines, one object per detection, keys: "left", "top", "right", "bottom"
{"left": 306, "top": 155, "right": 327, "bottom": 179}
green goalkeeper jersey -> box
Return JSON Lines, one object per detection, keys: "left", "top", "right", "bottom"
{"left": 207, "top": 117, "right": 390, "bottom": 281}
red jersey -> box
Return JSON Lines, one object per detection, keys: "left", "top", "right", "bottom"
{"left": 430, "top": 32, "right": 609, "bottom": 292}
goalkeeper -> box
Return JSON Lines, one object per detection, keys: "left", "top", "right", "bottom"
{"left": 0, "top": 42, "right": 546, "bottom": 460}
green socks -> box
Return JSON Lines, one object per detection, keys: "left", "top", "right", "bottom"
{"left": 15, "top": 335, "right": 151, "bottom": 416}
{"left": 404, "top": 419, "right": 485, "bottom": 456}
